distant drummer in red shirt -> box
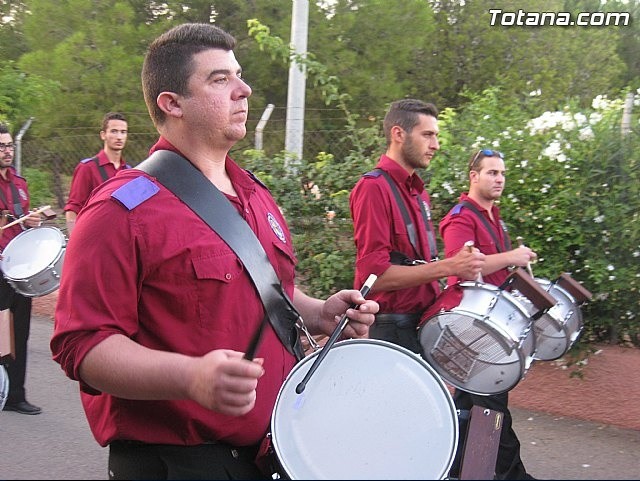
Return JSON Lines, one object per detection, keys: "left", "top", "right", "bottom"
{"left": 63, "top": 112, "right": 130, "bottom": 236}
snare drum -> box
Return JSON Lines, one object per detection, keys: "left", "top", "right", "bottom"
{"left": 0, "top": 226, "right": 66, "bottom": 297}
{"left": 1, "top": 364, "right": 8, "bottom": 411}
{"left": 270, "top": 339, "right": 459, "bottom": 480}
{"left": 518, "top": 278, "right": 583, "bottom": 361}
{"left": 418, "top": 281, "right": 536, "bottom": 396}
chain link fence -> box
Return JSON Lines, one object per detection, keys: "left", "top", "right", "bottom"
{"left": 16, "top": 107, "right": 375, "bottom": 218}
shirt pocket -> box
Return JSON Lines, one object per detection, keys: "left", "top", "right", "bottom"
{"left": 191, "top": 252, "right": 244, "bottom": 328}
{"left": 271, "top": 240, "right": 297, "bottom": 287}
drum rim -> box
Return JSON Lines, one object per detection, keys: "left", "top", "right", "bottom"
{"left": 0, "top": 226, "right": 66, "bottom": 279}
{"left": 419, "top": 309, "right": 534, "bottom": 395}
{"left": 271, "top": 338, "right": 459, "bottom": 479}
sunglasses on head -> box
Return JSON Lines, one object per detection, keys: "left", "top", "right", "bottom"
{"left": 469, "top": 149, "right": 504, "bottom": 170}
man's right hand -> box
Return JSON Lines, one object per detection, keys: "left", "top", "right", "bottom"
{"left": 450, "top": 245, "right": 486, "bottom": 281}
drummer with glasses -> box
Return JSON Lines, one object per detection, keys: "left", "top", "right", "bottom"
{"left": 439, "top": 148, "right": 538, "bottom": 480}
{"left": 0, "top": 123, "right": 44, "bottom": 415}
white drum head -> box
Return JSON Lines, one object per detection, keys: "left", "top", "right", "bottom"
{"left": 271, "top": 339, "right": 458, "bottom": 480}
{"left": 1, "top": 365, "right": 8, "bottom": 411}
{"left": 0, "top": 227, "right": 65, "bottom": 280}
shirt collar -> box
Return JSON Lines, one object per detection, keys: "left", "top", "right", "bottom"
{"left": 376, "top": 154, "right": 425, "bottom": 194}
{"left": 148, "top": 137, "right": 255, "bottom": 199}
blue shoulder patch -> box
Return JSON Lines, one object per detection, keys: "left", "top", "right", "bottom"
{"left": 451, "top": 203, "right": 465, "bottom": 215}
{"left": 363, "top": 170, "right": 383, "bottom": 178}
{"left": 111, "top": 176, "right": 159, "bottom": 210}
{"left": 80, "top": 157, "right": 95, "bottom": 164}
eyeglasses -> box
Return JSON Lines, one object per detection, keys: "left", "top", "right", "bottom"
{"left": 469, "top": 149, "right": 504, "bottom": 170}
{"left": 0, "top": 143, "right": 15, "bottom": 152}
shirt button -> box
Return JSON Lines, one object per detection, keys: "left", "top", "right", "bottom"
{"left": 225, "top": 273, "right": 232, "bottom": 280}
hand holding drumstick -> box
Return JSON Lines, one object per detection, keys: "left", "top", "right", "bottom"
{"left": 515, "top": 236, "right": 537, "bottom": 278}
{"left": 0, "top": 205, "right": 52, "bottom": 230}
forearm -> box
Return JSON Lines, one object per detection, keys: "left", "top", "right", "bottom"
{"left": 79, "top": 334, "right": 196, "bottom": 400}
{"left": 481, "top": 252, "right": 515, "bottom": 276}
{"left": 372, "top": 259, "right": 458, "bottom": 292}
{"left": 65, "top": 210, "right": 77, "bottom": 235}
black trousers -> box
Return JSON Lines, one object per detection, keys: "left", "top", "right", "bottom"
{"left": 108, "top": 441, "right": 267, "bottom": 480}
{"left": 369, "top": 315, "right": 422, "bottom": 354}
{"left": 451, "top": 390, "right": 533, "bottom": 480}
{"left": 0, "top": 276, "right": 32, "bottom": 405}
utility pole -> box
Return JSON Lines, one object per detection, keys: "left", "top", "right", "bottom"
{"left": 284, "top": 0, "right": 309, "bottom": 170}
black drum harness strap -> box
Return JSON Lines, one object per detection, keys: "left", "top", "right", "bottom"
{"left": 372, "top": 168, "right": 439, "bottom": 263}
{"left": 136, "top": 150, "right": 306, "bottom": 361}
{"left": 456, "top": 200, "right": 512, "bottom": 252}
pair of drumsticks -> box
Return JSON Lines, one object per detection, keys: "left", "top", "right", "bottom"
{"left": 0, "top": 205, "right": 56, "bottom": 230}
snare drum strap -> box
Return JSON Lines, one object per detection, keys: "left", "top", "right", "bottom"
{"left": 136, "top": 150, "right": 304, "bottom": 361}
{"left": 457, "top": 201, "right": 512, "bottom": 252}
{"left": 0, "top": 182, "right": 25, "bottom": 219}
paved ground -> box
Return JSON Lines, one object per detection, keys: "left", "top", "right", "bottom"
{"left": 1, "top": 315, "right": 638, "bottom": 480}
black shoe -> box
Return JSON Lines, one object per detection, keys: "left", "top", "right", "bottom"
{"left": 3, "top": 400, "right": 42, "bottom": 415}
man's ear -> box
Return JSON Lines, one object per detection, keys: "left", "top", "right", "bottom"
{"left": 156, "top": 92, "right": 183, "bottom": 119}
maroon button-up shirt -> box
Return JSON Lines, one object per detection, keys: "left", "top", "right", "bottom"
{"left": 64, "top": 149, "right": 130, "bottom": 214}
{"left": 0, "top": 167, "right": 31, "bottom": 251}
{"left": 439, "top": 192, "right": 511, "bottom": 287}
{"left": 350, "top": 155, "right": 440, "bottom": 314}
{"left": 52, "top": 138, "right": 298, "bottom": 447}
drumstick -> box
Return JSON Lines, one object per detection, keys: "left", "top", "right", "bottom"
{"left": 516, "top": 236, "right": 535, "bottom": 278}
{"left": 295, "top": 273, "right": 377, "bottom": 394}
{"left": 465, "top": 240, "right": 483, "bottom": 283}
{"left": 0, "top": 205, "right": 51, "bottom": 230}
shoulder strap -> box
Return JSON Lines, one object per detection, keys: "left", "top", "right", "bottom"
{"left": 92, "top": 156, "right": 109, "bottom": 182}
{"left": 136, "top": 150, "right": 304, "bottom": 361}
{"left": 374, "top": 169, "right": 438, "bottom": 261}
{"left": 8, "top": 182, "right": 24, "bottom": 218}
{"left": 459, "top": 201, "right": 511, "bottom": 253}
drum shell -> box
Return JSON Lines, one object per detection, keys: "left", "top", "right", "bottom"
{"left": 270, "top": 338, "right": 459, "bottom": 480}
{"left": 419, "top": 282, "right": 535, "bottom": 396}
{"left": 525, "top": 278, "right": 583, "bottom": 361}
{"left": 0, "top": 227, "right": 66, "bottom": 298}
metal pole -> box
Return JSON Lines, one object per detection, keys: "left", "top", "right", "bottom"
{"left": 14, "top": 117, "right": 34, "bottom": 176}
{"left": 621, "top": 92, "right": 634, "bottom": 138}
{"left": 285, "top": 0, "right": 309, "bottom": 170}
{"left": 255, "top": 104, "right": 275, "bottom": 150}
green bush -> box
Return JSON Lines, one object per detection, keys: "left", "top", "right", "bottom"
{"left": 239, "top": 87, "right": 640, "bottom": 346}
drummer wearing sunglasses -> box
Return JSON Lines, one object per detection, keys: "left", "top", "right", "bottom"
{"left": 439, "top": 148, "right": 538, "bottom": 480}
{"left": 0, "top": 123, "right": 43, "bottom": 415}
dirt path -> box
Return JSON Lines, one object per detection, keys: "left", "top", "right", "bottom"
{"left": 34, "top": 291, "right": 640, "bottom": 432}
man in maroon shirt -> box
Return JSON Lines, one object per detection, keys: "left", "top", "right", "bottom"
{"left": 51, "top": 23, "right": 377, "bottom": 480}
{"left": 440, "top": 149, "right": 537, "bottom": 480}
{"left": 0, "top": 123, "right": 44, "bottom": 415}
{"left": 350, "top": 99, "right": 485, "bottom": 353}
{"left": 64, "top": 112, "right": 130, "bottom": 236}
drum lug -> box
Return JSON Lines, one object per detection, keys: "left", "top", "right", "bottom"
{"left": 564, "top": 309, "right": 574, "bottom": 324}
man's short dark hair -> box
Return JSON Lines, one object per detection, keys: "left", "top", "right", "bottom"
{"left": 0, "top": 123, "right": 10, "bottom": 135}
{"left": 101, "top": 112, "right": 127, "bottom": 132}
{"left": 383, "top": 99, "right": 439, "bottom": 145}
{"left": 142, "top": 23, "right": 237, "bottom": 127}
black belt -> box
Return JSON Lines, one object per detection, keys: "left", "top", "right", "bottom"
{"left": 375, "top": 312, "right": 421, "bottom": 329}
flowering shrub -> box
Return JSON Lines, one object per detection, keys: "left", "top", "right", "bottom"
{"left": 240, "top": 87, "right": 640, "bottom": 346}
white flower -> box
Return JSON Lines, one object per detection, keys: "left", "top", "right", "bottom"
{"left": 593, "top": 215, "right": 605, "bottom": 223}
{"left": 310, "top": 184, "right": 321, "bottom": 199}
{"left": 529, "top": 89, "right": 542, "bottom": 97}
{"left": 578, "top": 126, "right": 594, "bottom": 140}
{"left": 607, "top": 264, "right": 615, "bottom": 271}
{"left": 632, "top": 251, "right": 640, "bottom": 257}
